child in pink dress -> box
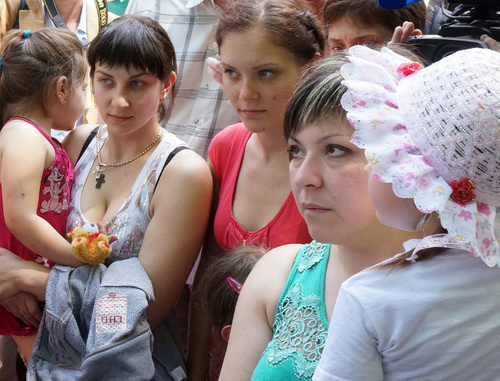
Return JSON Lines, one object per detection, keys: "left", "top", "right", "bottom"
{"left": 0, "top": 27, "right": 87, "bottom": 360}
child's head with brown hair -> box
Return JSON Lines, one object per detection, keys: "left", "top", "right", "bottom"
{"left": 200, "top": 244, "right": 266, "bottom": 340}
{"left": 198, "top": 244, "right": 267, "bottom": 379}
{"left": 0, "top": 28, "right": 87, "bottom": 126}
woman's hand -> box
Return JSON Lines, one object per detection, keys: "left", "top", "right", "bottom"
{"left": 206, "top": 57, "right": 223, "bottom": 87}
{"left": 96, "top": 221, "right": 118, "bottom": 244}
{"left": 0, "top": 248, "right": 27, "bottom": 299}
{"left": 481, "top": 34, "right": 500, "bottom": 52}
{"left": 389, "top": 21, "right": 422, "bottom": 45}
{"left": 0, "top": 247, "right": 50, "bottom": 301}
{"left": 1, "top": 291, "right": 42, "bottom": 328}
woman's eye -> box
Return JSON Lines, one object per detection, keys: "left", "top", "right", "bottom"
{"left": 329, "top": 45, "right": 345, "bottom": 54}
{"left": 224, "top": 69, "right": 238, "bottom": 78}
{"left": 99, "top": 77, "right": 112, "bottom": 85}
{"left": 326, "top": 145, "right": 348, "bottom": 157}
{"left": 287, "top": 145, "right": 304, "bottom": 160}
{"left": 259, "top": 70, "right": 273, "bottom": 78}
{"left": 362, "top": 41, "right": 377, "bottom": 48}
{"left": 130, "top": 80, "right": 144, "bottom": 87}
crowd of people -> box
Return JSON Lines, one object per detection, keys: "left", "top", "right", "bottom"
{"left": 0, "top": 0, "right": 499, "bottom": 380}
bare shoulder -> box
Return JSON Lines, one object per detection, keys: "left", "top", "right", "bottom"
{"left": 246, "top": 244, "right": 304, "bottom": 292}
{"left": 152, "top": 146, "right": 213, "bottom": 215}
{"left": 243, "top": 244, "right": 305, "bottom": 324}
{"left": 0, "top": 119, "right": 49, "bottom": 153}
{"left": 260, "top": 244, "right": 303, "bottom": 269}
{"left": 157, "top": 146, "right": 212, "bottom": 186}
{"left": 62, "top": 124, "right": 100, "bottom": 164}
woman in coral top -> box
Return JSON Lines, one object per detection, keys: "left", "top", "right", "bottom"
{"left": 207, "top": 0, "right": 323, "bottom": 252}
{"left": 188, "top": 1, "right": 323, "bottom": 379}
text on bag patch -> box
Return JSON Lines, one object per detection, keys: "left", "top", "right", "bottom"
{"left": 96, "top": 291, "right": 127, "bottom": 333}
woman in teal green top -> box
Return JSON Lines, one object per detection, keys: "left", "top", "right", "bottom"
{"left": 218, "top": 56, "right": 420, "bottom": 380}
{"left": 253, "top": 241, "right": 331, "bottom": 379}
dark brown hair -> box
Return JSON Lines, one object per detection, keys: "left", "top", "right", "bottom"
{"left": 284, "top": 54, "right": 349, "bottom": 142}
{"left": 0, "top": 28, "right": 87, "bottom": 126}
{"left": 215, "top": 0, "right": 325, "bottom": 67}
{"left": 323, "top": 0, "right": 426, "bottom": 34}
{"left": 87, "top": 15, "right": 177, "bottom": 122}
{"left": 284, "top": 46, "right": 423, "bottom": 142}
{"left": 197, "top": 244, "right": 266, "bottom": 379}
{"left": 198, "top": 245, "right": 267, "bottom": 334}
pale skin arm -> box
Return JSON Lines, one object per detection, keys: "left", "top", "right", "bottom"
{"left": 0, "top": 121, "right": 82, "bottom": 267}
{"left": 0, "top": 222, "right": 114, "bottom": 328}
{"left": 0, "top": 248, "right": 49, "bottom": 327}
{"left": 140, "top": 149, "right": 213, "bottom": 330}
{"left": 219, "top": 244, "right": 302, "bottom": 380}
{"left": 187, "top": 158, "right": 221, "bottom": 381}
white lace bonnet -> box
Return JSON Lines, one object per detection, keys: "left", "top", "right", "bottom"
{"left": 341, "top": 46, "right": 500, "bottom": 267}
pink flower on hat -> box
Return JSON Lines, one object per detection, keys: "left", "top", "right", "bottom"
{"left": 342, "top": 45, "right": 500, "bottom": 267}
{"left": 477, "top": 202, "right": 491, "bottom": 215}
{"left": 458, "top": 209, "right": 473, "bottom": 221}
{"left": 450, "top": 178, "right": 476, "bottom": 205}
{"left": 483, "top": 238, "right": 493, "bottom": 248}
{"left": 397, "top": 62, "right": 423, "bottom": 78}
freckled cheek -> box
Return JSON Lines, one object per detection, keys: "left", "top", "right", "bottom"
{"left": 223, "top": 85, "right": 240, "bottom": 104}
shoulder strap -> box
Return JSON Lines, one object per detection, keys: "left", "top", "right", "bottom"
{"left": 40, "top": 0, "right": 108, "bottom": 30}
{"left": 94, "top": 0, "right": 108, "bottom": 29}
{"left": 42, "top": 0, "right": 66, "bottom": 28}
{"left": 76, "top": 126, "right": 99, "bottom": 164}
{"left": 14, "top": 0, "right": 29, "bottom": 29}
{"left": 153, "top": 146, "right": 189, "bottom": 193}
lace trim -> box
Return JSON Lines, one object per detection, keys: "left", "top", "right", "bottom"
{"left": 266, "top": 285, "right": 328, "bottom": 379}
{"left": 298, "top": 241, "right": 328, "bottom": 273}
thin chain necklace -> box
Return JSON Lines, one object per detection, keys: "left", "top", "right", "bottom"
{"left": 92, "top": 126, "right": 162, "bottom": 189}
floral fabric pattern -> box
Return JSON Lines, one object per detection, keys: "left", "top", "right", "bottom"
{"left": 341, "top": 46, "right": 500, "bottom": 267}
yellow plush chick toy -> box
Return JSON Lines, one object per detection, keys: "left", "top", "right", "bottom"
{"left": 67, "top": 222, "right": 112, "bottom": 265}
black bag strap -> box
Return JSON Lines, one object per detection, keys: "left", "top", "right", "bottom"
{"left": 14, "top": 0, "right": 29, "bottom": 29}
{"left": 76, "top": 126, "right": 99, "bottom": 164}
{"left": 37, "top": 0, "right": 108, "bottom": 30}
{"left": 42, "top": 0, "right": 66, "bottom": 28}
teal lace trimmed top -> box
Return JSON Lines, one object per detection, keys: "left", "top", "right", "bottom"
{"left": 251, "top": 241, "right": 331, "bottom": 380}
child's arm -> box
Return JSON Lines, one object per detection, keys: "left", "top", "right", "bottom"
{"left": 0, "top": 122, "right": 82, "bottom": 267}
